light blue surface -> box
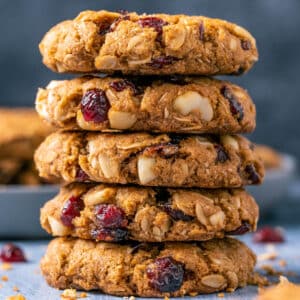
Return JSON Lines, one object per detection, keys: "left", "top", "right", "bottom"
{"left": 1, "top": 229, "right": 300, "bottom": 300}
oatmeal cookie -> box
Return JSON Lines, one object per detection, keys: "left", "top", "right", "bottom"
{"left": 40, "top": 183, "right": 258, "bottom": 242}
{"left": 39, "top": 10, "right": 258, "bottom": 75}
{"left": 36, "top": 76, "right": 255, "bottom": 133}
{"left": 40, "top": 237, "right": 256, "bottom": 297}
{"left": 34, "top": 132, "right": 264, "bottom": 187}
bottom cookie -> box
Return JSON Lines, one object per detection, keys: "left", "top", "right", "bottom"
{"left": 41, "top": 237, "right": 256, "bottom": 297}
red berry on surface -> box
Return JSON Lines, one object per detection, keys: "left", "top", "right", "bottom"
{"left": 253, "top": 226, "right": 285, "bottom": 243}
{"left": 0, "top": 243, "right": 26, "bottom": 262}
{"left": 95, "top": 204, "right": 128, "bottom": 229}
{"left": 60, "top": 196, "right": 84, "bottom": 227}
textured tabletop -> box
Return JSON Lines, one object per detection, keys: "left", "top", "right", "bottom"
{"left": 1, "top": 228, "right": 300, "bottom": 300}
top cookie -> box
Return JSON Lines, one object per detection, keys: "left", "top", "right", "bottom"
{"left": 39, "top": 10, "right": 258, "bottom": 75}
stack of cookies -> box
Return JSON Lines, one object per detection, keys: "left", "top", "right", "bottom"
{"left": 34, "top": 10, "right": 265, "bottom": 297}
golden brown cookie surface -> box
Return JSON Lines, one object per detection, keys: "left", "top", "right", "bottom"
{"left": 40, "top": 237, "right": 256, "bottom": 297}
{"left": 34, "top": 132, "right": 264, "bottom": 188}
{"left": 41, "top": 183, "right": 258, "bottom": 242}
{"left": 39, "top": 10, "right": 258, "bottom": 75}
{"left": 36, "top": 76, "right": 256, "bottom": 134}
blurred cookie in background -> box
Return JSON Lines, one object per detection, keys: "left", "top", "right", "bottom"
{"left": 0, "top": 108, "right": 53, "bottom": 185}
{"left": 255, "top": 144, "right": 282, "bottom": 169}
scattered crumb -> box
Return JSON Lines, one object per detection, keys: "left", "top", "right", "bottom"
{"left": 1, "top": 275, "right": 8, "bottom": 281}
{"left": 5, "top": 295, "right": 26, "bottom": 300}
{"left": 123, "top": 297, "right": 135, "bottom": 300}
{"left": 61, "top": 289, "right": 88, "bottom": 299}
{"left": 217, "top": 293, "right": 225, "bottom": 298}
{"left": 278, "top": 259, "right": 287, "bottom": 267}
{"left": 257, "top": 276, "right": 300, "bottom": 299}
{"left": 188, "top": 292, "right": 198, "bottom": 297}
{"left": 257, "top": 251, "right": 278, "bottom": 262}
{"left": 13, "top": 286, "right": 20, "bottom": 292}
{"left": 260, "top": 264, "right": 283, "bottom": 276}
{"left": 226, "top": 288, "right": 235, "bottom": 293}
{"left": 164, "top": 297, "right": 170, "bottom": 300}
{"left": 0, "top": 263, "right": 12, "bottom": 271}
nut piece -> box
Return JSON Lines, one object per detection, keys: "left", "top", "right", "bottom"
{"left": 209, "top": 211, "right": 225, "bottom": 228}
{"left": 164, "top": 24, "right": 186, "bottom": 50}
{"left": 108, "top": 111, "right": 137, "bottom": 129}
{"left": 195, "top": 202, "right": 208, "bottom": 226}
{"left": 221, "top": 135, "right": 239, "bottom": 151}
{"left": 173, "top": 91, "right": 213, "bottom": 121}
{"left": 48, "top": 216, "right": 70, "bottom": 236}
{"left": 137, "top": 156, "right": 156, "bottom": 184}
{"left": 95, "top": 55, "right": 117, "bottom": 69}
{"left": 201, "top": 274, "right": 226, "bottom": 288}
{"left": 84, "top": 187, "right": 116, "bottom": 206}
{"left": 98, "top": 154, "right": 119, "bottom": 179}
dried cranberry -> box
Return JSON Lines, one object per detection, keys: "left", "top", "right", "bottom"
{"left": 0, "top": 243, "right": 26, "bottom": 263}
{"left": 109, "top": 15, "right": 130, "bottom": 32}
{"left": 214, "top": 144, "right": 229, "bottom": 163}
{"left": 199, "top": 21, "right": 205, "bottom": 41}
{"left": 81, "top": 89, "right": 110, "bottom": 123}
{"left": 138, "top": 17, "right": 168, "bottom": 42}
{"left": 231, "top": 66, "right": 246, "bottom": 75}
{"left": 161, "top": 204, "right": 193, "bottom": 221}
{"left": 95, "top": 204, "right": 127, "bottom": 229}
{"left": 241, "top": 40, "right": 251, "bottom": 50}
{"left": 109, "top": 79, "right": 136, "bottom": 93}
{"left": 169, "top": 134, "right": 185, "bottom": 145}
{"left": 165, "top": 76, "right": 188, "bottom": 86}
{"left": 61, "top": 196, "right": 84, "bottom": 227}
{"left": 144, "top": 143, "right": 179, "bottom": 158}
{"left": 99, "top": 22, "right": 112, "bottom": 35}
{"left": 76, "top": 167, "right": 90, "bottom": 182}
{"left": 227, "top": 222, "right": 251, "bottom": 235}
{"left": 91, "top": 228, "right": 128, "bottom": 242}
{"left": 148, "top": 56, "right": 178, "bottom": 69}
{"left": 245, "top": 164, "right": 260, "bottom": 184}
{"left": 253, "top": 227, "right": 285, "bottom": 243}
{"left": 221, "top": 86, "right": 244, "bottom": 122}
{"left": 147, "top": 256, "right": 184, "bottom": 292}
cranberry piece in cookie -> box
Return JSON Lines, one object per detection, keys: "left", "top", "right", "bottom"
{"left": 241, "top": 40, "right": 251, "bottom": 50}
{"left": 221, "top": 85, "right": 244, "bottom": 122}
{"left": 91, "top": 228, "right": 128, "bottom": 242}
{"left": 95, "top": 204, "right": 128, "bottom": 229}
{"left": 245, "top": 164, "right": 260, "bottom": 184}
{"left": 161, "top": 204, "right": 194, "bottom": 221}
{"left": 214, "top": 144, "right": 229, "bottom": 163}
{"left": 109, "top": 79, "right": 136, "bottom": 93}
{"left": 138, "top": 17, "right": 168, "bottom": 41}
{"left": 60, "top": 196, "right": 84, "bottom": 227}
{"left": 0, "top": 243, "right": 26, "bottom": 262}
{"left": 199, "top": 21, "right": 205, "bottom": 40}
{"left": 75, "top": 167, "right": 90, "bottom": 182}
{"left": 148, "top": 56, "right": 178, "bottom": 69}
{"left": 227, "top": 222, "right": 251, "bottom": 235}
{"left": 253, "top": 226, "right": 285, "bottom": 243}
{"left": 147, "top": 256, "right": 184, "bottom": 292}
{"left": 80, "top": 89, "right": 110, "bottom": 123}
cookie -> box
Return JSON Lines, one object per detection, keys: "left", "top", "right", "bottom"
{"left": 0, "top": 159, "right": 22, "bottom": 184}
{"left": 36, "top": 76, "right": 256, "bottom": 134}
{"left": 39, "top": 10, "right": 258, "bottom": 75}
{"left": 41, "top": 183, "right": 258, "bottom": 242}
{"left": 41, "top": 237, "right": 256, "bottom": 297}
{"left": 0, "top": 108, "right": 53, "bottom": 160}
{"left": 35, "top": 132, "right": 264, "bottom": 188}
{"left": 254, "top": 144, "right": 282, "bottom": 169}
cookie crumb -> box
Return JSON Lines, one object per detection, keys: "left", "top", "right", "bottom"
{"left": 257, "top": 276, "right": 300, "bottom": 300}
{"left": 61, "top": 289, "right": 77, "bottom": 299}
{"left": 257, "top": 251, "right": 277, "bottom": 262}
{"left": 278, "top": 259, "right": 287, "bottom": 267}
{"left": 0, "top": 263, "right": 12, "bottom": 271}
{"left": 5, "top": 295, "right": 26, "bottom": 300}
{"left": 217, "top": 293, "right": 224, "bottom": 298}
{"left": 1, "top": 275, "right": 8, "bottom": 281}
{"left": 13, "top": 286, "right": 20, "bottom": 292}
{"left": 188, "top": 292, "right": 198, "bottom": 296}
{"left": 79, "top": 293, "right": 87, "bottom": 298}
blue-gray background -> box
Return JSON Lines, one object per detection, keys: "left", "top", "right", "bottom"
{"left": 0, "top": 0, "right": 299, "bottom": 158}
